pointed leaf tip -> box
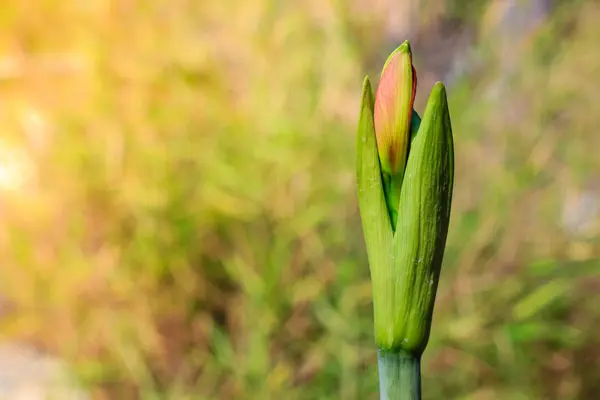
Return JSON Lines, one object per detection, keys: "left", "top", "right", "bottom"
{"left": 433, "top": 81, "right": 446, "bottom": 93}
{"left": 361, "top": 75, "right": 374, "bottom": 110}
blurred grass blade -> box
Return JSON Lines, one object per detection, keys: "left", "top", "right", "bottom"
{"left": 513, "top": 279, "right": 569, "bottom": 321}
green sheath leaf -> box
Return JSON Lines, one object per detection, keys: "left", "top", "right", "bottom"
{"left": 356, "top": 76, "right": 393, "bottom": 337}
{"left": 376, "top": 82, "right": 454, "bottom": 353}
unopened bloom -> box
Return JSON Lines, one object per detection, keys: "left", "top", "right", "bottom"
{"left": 374, "top": 41, "right": 417, "bottom": 177}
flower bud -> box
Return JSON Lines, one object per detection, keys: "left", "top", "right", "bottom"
{"left": 374, "top": 41, "right": 417, "bottom": 176}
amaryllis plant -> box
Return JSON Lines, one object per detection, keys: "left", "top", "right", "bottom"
{"left": 356, "top": 40, "right": 455, "bottom": 400}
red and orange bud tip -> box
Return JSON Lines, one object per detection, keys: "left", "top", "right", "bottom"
{"left": 374, "top": 40, "right": 417, "bottom": 176}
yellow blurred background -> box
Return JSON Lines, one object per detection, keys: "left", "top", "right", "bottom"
{"left": 0, "top": 0, "right": 599, "bottom": 399}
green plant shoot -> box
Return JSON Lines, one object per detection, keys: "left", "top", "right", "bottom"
{"left": 356, "top": 40, "right": 455, "bottom": 399}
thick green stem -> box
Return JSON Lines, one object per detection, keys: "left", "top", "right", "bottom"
{"left": 377, "top": 349, "right": 421, "bottom": 400}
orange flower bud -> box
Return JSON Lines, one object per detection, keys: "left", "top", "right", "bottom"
{"left": 374, "top": 41, "right": 417, "bottom": 176}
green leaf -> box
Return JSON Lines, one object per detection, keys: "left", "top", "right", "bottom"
{"left": 377, "top": 82, "right": 454, "bottom": 353}
{"left": 356, "top": 75, "right": 393, "bottom": 344}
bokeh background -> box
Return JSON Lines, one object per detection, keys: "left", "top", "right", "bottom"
{"left": 0, "top": 0, "right": 599, "bottom": 399}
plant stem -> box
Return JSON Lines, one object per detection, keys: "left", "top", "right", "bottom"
{"left": 382, "top": 172, "right": 404, "bottom": 231}
{"left": 377, "top": 349, "right": 421, "bottom": 400}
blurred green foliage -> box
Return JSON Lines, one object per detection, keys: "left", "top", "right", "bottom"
{"left": 0, "top": 1, "right": 599, "bottom": 399}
